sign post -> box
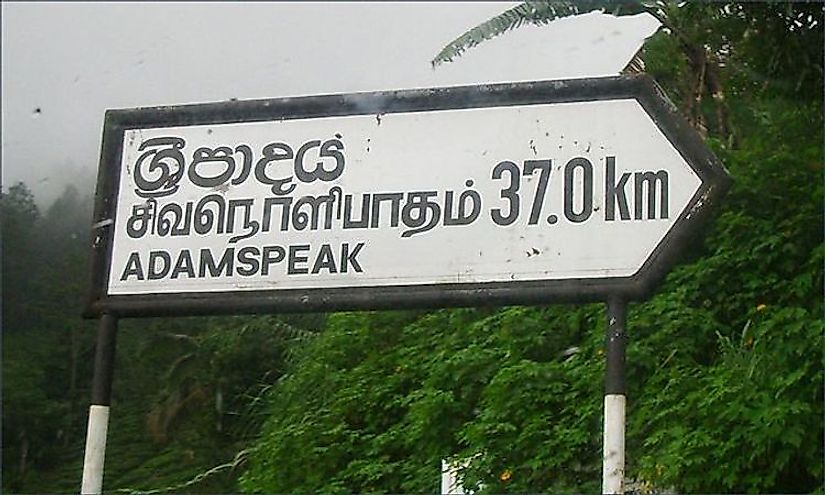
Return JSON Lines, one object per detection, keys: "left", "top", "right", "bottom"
{"left": 603, "top": 297, "right": 627, "bottom": 494}
{"left": 83, "top": 74, "right": 729, "bottom": 493}
{"left": 80, "top": 314, "right": 118, "bottom": 494}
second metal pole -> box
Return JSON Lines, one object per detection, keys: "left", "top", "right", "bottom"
{"left": 81, "top": 313, "right": 118, "bottom": 495}
{"left": 602, "top": 297, "right": 627, "bottom": 495}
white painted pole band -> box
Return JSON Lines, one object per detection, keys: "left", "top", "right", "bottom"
{"left": 81, "top": 405, "right": 110, "bottom": 494}
{"left": 441, "top": 459, "right": 463, "bottom": 495}
{"left": 602, "top": 394, "right": 626, "bottom": 495}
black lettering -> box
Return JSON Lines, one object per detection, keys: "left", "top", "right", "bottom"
{"left": 401, "top": 191, "right": 441, "bottom": 237}
{"left": 294, "top": 139, "right": 346, "bottom": 183}
{"left": 194, "top": 195, "right": 226, "bottom": 235}
{"left": 524, "top": 160, "right": 552, "bottom": 225}
{"left": 341, "top": 242, "right": 364, "bottom": 273}
{"left": 156, "top": 202, "right": 193, "bottom": 237}
{"left": 292, "top": 195, "right": 335, "bottom": 231}
{"left": 605, "top": 156, "right": 631, "bottom": 221}
{"left": 262, "top": 197, "right": 292, "bottom": 232}
{"left": 189, "top": 146, "right": 235, "bottom": 188}
{"left": 370, "top": 193, "right": 403, "bottom": 228}
{"left": 344, "top": 194, "right": 370, "bottom": 229}
{"left": 170, "top": 249, "right": 196, "bottom": 279}
{"left": 294, "top": 140, "right": 322, "bottom": 183}
{"left": 133, "top": 137, "right": 186, "bottom": 198}
{"left": 444, "top": 180, "right": 482, "bottom": 226}
{"left": 563, "top": 157, "right": 593, "bottom": 223}
{"left": 126, "top": 200, "right": 156, "bottom": 238}
{"left": 311, "top": 244, "right": 338, "bottom": 274}
{"left": 231, "top": 144, "right": 254, "bottom": 185}
{"left": 318, "top": 139, "right": 346, "bottom": 181}
{"left": 634, "top": 170, "right": 669, "bottom": 220}
{"left": 237, "top": 246, "right": 260, "bottom": 276}
{"left": 255, "top": 142, "right": 295, "bottom": 195}
{"left": 120, "top": 252, "right": 144, "bottom": 281}
{"left": 199, "top": 248, "right": 234, "bottom": 277}
{"left": 288, "top": 244, "right": 310, "bottom": 275}
{"left": 227, "top": 198, "right": 260, "bottom": 243}
{"left": 148, "top": 251, "right": 172, "bottom": 280}
{"left": 491, "top": 161, "right": 520, "bottom": 226}
{"left": 262, "top": 246, "right": 285, "bottom": 276}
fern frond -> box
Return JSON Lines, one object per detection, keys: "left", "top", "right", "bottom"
{"left": 432, "top": 0, "right": 649, "bottom": 67}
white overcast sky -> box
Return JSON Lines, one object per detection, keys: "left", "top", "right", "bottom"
{"left": 1, "top": 2, "right": 659, "bottom": 205}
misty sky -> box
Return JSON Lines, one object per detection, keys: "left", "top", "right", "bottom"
{"left": 1, "top": 2, "right": 659, "bottom": 205}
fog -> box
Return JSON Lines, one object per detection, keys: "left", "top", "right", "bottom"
{"left": 1, "top": 2, "right": 658, "bottom": 206}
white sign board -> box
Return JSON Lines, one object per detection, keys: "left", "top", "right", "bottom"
{"left": 87, "top": 76, "right": 729, "bottom": 316}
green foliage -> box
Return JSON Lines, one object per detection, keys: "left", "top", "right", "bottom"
{"left": 2, "top": 182, "right": 42, "bottom": 331}
{"left": 621, "top": 90, "right": 823, "bottom": 491}
{"left": 633, "top": 307, "right": 823, "bottom": 493}
{"left": 240, "top": 238, "right": 821, "bottom": 494}
{"left": 2, "top": 183, "right": 98, "bottom": 492}
{"left": 1, "top": 182, "right": 317, "bottom": 493}
{"left": 143, "top": 316, "right": 317, "bottom": 444}
{"left": 93, "top": 315, "right": 317, "bottom": 495}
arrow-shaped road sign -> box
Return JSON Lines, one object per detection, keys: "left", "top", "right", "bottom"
{"left": 86, "top": 74, "right": 729, "bottom": 317}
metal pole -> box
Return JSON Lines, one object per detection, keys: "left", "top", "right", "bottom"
{"left": 81, "top": 313, "right": 118, "bottom": 494}
{"left": 602, "top": 297, "right": 627, "bottom": 495}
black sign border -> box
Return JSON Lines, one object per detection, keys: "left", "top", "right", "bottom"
{"left": 85, "top": 74, "right": 730, "bottom": 318}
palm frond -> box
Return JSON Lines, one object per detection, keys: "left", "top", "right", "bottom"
{"left": 432, "top": 0, "right": 649, "bottom": 67}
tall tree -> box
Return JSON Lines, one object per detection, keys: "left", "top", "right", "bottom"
{"left": 2, "top": 182, "right": 40, "bottom": 331}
